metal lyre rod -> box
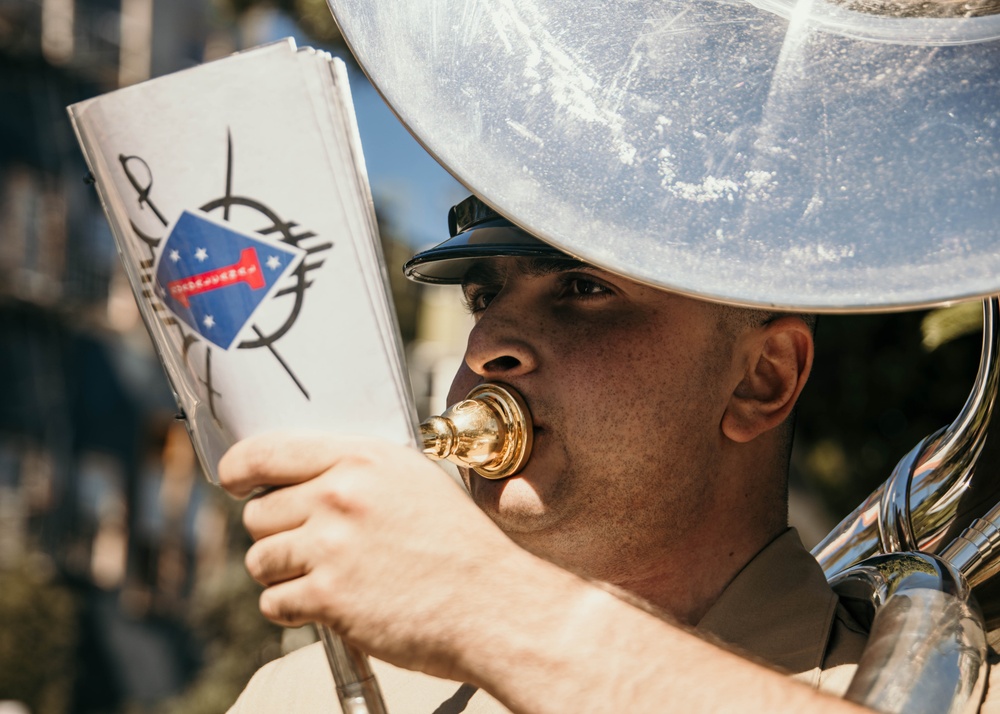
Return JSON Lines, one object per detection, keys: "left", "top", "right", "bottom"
{"left": 814, "top": 296, "right": 1000, "bottom": 577}
{"left": 318, "top": 626, "right": 387, "bottom": 714}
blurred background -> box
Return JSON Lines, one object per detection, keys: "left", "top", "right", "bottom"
{"left": 0, "top": 0, "right": 990, "bottom": 712}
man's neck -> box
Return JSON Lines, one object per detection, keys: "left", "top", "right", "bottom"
{"left": 518, "top": 513, "right": 786, "bottom": 627}
{"left": 611, "top": 526, "right": 784, "bottom": 626}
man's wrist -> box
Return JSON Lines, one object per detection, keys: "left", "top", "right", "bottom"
{"left": 448, "top": 548, "right": 637, "bottom": 711}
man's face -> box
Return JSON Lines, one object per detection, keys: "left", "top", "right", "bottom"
{"left": 447, "top": 256, "right": 743, "bottom": 575}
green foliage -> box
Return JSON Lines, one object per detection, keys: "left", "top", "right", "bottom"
{"left": 295, "top": 0, "right": 347, "bottom": 45}
{"left": 377, "top": 209, "right": 425, "bottom": 345}
{"left": 216, "top": 0, "right": 348, "bottom": 47}
{"left": 922, "top": 301, "right": 982, "bottom": 351}
{"left": 0, "top": 555, "right": 77, "bottom": 714}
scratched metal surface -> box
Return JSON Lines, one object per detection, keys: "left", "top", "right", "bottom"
{"left": 327, "top": 0, "right": 1000, "bottom": 311}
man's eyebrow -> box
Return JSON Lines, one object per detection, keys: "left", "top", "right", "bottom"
{"left": 461, "top": 257, "right": 596, "bottom": 290}
{"left": 519, "top": 257, "right": 593, "bottom": 277}
{"left": 461, "top": 261, "right": 505, "bottom": 290}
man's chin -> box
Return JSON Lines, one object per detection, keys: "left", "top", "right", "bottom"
{"left": 469, "top": 474, "right": 559, "bottom": 533}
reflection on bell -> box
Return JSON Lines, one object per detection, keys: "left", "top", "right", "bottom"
{"left": 843, "top": 0, "right": 1000, "bottom": 18}
{"left": 420, "top": 383, "right": 533, "bottom": 479}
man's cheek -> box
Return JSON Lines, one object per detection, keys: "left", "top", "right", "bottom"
{"left": 447, "top": 361, "right": 479, "bottom": 405}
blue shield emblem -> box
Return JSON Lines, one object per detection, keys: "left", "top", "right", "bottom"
{"left": 155, "top": 209, "right": 303, "bottom": 350}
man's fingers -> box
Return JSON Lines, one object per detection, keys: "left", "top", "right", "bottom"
{"left": 218, "top": 432, "right": 372, "bottom": 497}
{"left": 243, "top": 486, "right": 310, "bottom": 540}
{"left": 258, "top": 577, "right": 328, "bottom": 629}
{"left": 245, "top": 531, "right": 310, "bottom": 587}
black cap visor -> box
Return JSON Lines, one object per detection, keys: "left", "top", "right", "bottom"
{"left": 404, "top": 221, "right": 568, "bottom": 285}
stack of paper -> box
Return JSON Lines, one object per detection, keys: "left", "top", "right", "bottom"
{"left": 68, "top": 38, "right": 418, "bottom": 482}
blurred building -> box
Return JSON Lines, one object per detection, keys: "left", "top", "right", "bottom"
{"left": 0, "top": 2, "right": 227, "bottom": 712}
{"left": 0, "top": 3, "right": 469, "bottom": 712}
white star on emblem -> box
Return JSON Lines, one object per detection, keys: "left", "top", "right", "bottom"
{"left": 266, "top": 255, "right": 282, "bottom": 270}
{"left": 194, "top": 247, "right": 208, "bottom": 262}
{"left": 203, "top": 315, "right": 215, "bottom": 328}
{"left": 169, "top": 250, "right": 180, "bottom": 262}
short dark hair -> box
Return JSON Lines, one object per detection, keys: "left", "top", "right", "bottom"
{"left": 717, "top": 305, "right": 817, "bottom": 336}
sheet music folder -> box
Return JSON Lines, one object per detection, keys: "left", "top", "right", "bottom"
{"left": 68, "top": 38, "right": 418, "bottom": 481}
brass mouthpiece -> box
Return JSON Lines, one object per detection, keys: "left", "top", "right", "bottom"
{"left": 420, "top": 382, "right": 533, "bottom": 480}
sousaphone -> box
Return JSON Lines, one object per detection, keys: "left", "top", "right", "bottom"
{"left": 324, "top": 1, "right": 1000, "bottom": 712}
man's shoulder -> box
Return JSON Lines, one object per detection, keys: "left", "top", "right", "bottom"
{"left": 227, "top": 642, "right": 336, "bottom": 713}
{"left": 228, "top": 642, "right": 512, "bottom": 714}
{"left": 800, "top": 603, "right": 867, "bottom": 697}
{"left": 976, "top": 647, "right": 1000, "bottom": 713}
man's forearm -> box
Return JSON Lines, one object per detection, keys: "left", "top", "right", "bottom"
{"left": 460, "top": 552, "right": 870, "bottom": 714}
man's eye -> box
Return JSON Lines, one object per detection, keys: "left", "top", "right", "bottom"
{"left": 463, "top": 289, "right": 496, "bottom": 314}
{"left": 563, "top": 276, "right": 612, "bottom": 298}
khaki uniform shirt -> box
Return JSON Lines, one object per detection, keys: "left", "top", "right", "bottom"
{"left": 229, "top": 529, "right": 873, "bottom": 713}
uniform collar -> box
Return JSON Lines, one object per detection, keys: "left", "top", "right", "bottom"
{"left": 696, "top": 528, "right": 840, "bottom": 676}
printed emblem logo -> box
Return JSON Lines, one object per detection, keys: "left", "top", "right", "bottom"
{"left": 154, "top": 210, "right": 304, "bottom": 350}
{"left": 116, "top": 131, "right": 333, "bottom": 423}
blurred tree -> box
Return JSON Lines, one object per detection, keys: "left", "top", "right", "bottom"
{"left": 216, "top": 0, "right": 349, "bottom": 48}
{"left": 156, "top": 496, "right": 283, "bottom": 714}
{"left": 922, "top": 301, "right": 982, "bottom": 351}
{"left": 0, "top": 555, "right": 77, "bottom": 714}
{"left": 376, "top": 205, "right": 424, "bottom": 346}
{"left": 793, "top": 305, "right": 983, "bottom": 523}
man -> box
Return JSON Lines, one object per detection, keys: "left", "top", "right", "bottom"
{"left": 220, "top": 196, "right": 877, "bottom": 713}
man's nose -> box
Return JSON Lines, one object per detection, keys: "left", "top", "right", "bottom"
{"left": 462, "top": 304, "right": 540, "bottom": 381}
{"left": 447, "top": 324, "right": 538, "bottom": 407}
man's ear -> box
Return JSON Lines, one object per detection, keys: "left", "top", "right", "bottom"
{"left": 721, "top": 316, "right": 814, "bottom": 443}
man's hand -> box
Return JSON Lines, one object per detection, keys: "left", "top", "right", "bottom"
{"left": 219, "top": 433, "right": 873, "bottom": 714}
{"left": 217, "top": 432, "right": 540, "bottom": 681}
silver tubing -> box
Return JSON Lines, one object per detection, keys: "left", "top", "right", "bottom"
{"left": 881, "top": 295, "right": 1000, "bottom": 554}
{"left": 814, "top": 296, "right": 1000, "bottom": 577}
{"left": 941, "top": 499, "right": 1000, "bottom": 589}
{"left": 833, "top": 553, "right": 988, "bottom": 714}
{"left": 317, "top": 625, "right": 388, "bottom": 714}
{"left": 821, "top": 299, "right": 1000, "bottom": 714}
{"left": 878, "top": 433, "right": 941, "bottom": 555}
